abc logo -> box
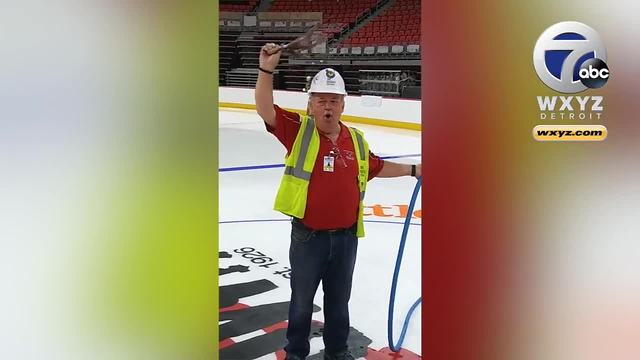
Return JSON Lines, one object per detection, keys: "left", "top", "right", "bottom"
{"left": 533, "top": 22, "right": 608, "bottom": 93}
{"left": 578, "top": 58, "right": 610, "bottom": 88}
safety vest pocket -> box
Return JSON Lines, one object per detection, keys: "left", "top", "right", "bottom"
{"left": 274, "top": 176, "right": 309, "bottom": 219}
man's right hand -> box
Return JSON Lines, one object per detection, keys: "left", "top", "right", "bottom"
{"left": 259, "top": 43, "right": 282, "bottom": 72}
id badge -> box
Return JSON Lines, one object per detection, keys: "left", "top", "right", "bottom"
{"left": 323, "top": 156, "right": 335, "bottom": 172}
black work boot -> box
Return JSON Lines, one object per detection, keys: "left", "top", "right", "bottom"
{"left": 323, "top": 349, "right": 355, "bottom": 360}
{"left": 285, "top": 354, "right": 304, "bottom": 360}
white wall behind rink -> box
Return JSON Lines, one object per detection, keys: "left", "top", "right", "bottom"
{"left": 219, "top": 86, "right": 422, "bottom": 125}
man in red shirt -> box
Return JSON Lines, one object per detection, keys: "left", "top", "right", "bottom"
{"left": 255, "top": 42, "right": 421, "bottom": 360}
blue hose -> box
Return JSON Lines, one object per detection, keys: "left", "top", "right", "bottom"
{"left": 388, "top": 176, "right": 422, "bottom": 352}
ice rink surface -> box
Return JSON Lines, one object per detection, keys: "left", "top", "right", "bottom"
{"left": 219, "top": 108, "right": 421, "bottom": 359}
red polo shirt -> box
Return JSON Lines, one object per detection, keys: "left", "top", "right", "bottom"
{"left": 265, "top": 105, "right": 384, "bottom": 230}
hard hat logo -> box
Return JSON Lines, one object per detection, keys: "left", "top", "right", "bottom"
{"left": 325, "top": 69, "right": 336, "bottom": 85}
{"left": 326, "top": 69, "right": 335, "bottom": 79}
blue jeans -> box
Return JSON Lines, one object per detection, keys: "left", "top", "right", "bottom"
{"left": 284, "top": 219, "right": 359, "bottom": 359}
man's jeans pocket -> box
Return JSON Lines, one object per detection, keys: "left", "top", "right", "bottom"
{"left": 291, "top": 220, "right": 314, "bottom": 244}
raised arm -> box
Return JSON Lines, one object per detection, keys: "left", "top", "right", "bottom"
{"left": 255, "top": 43, "right": 282, "bottom": 127}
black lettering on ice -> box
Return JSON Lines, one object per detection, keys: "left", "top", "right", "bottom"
{"left": 220, "top": 279, "right": 277, "bottom": 308}
{"left": 221, "top": 322, "right": 322, "bottom": 360}
{"left": 220, "top": 301, "right": 293, "bottom": 340}
{"left": 220, "top": 264, "right": 250, "bottom": 276}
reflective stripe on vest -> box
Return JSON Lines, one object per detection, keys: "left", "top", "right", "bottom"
{"left": 352, "top": 128, "right": 366, "bottom": 201}
{"left": 283, "top": 116, "right": 315, "bottom": 181}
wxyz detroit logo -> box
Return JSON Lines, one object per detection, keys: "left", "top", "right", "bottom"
{"left": 219, "top": 250, "right": 421, "bottom": 359}
{"left": 536, "top": 129, "right": 603, "bottom": 138}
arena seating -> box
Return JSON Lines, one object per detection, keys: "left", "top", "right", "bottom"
{"left": 341, "top": 0, "right": 419, "bottom": 46}
{"left": 270, "top": 0, "right": 378, "bottom": 36}
{"left": 220, "top": 0, "right": 258, "bottom": 13}
{"left": 218, "top": 1, "right": 422, "bottom": 98}
{"left": 219, "top": 31, "right": 242, "bottom": 86}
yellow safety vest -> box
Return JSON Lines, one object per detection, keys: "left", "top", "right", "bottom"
{"left": 274, "top": 114, "right": 370, "bottom": 237}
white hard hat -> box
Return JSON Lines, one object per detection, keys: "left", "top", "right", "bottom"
{"left": 307, "top": 68, "right": 347, "bottom": 95}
